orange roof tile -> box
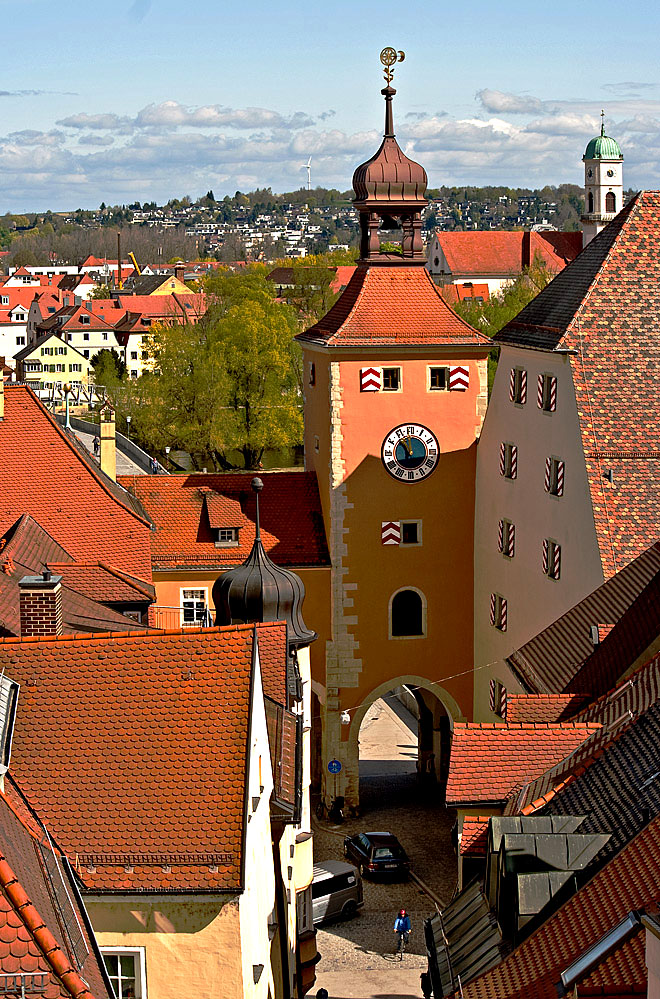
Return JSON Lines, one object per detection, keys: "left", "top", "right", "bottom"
{"left": 296, "top": 264, "right": 491, "bottom": 348}
{"left": 445, "top": 722, "right": 601, "bottom": 806}
{"left": 438, "top": 283, "right": 490, "bottom": 305}
{"left": 0, "top": 386, "right": 152, "bottom": 581}
{"left": 1, "top": 623, "right": 280, "bottom": 891}
{"left": 433, "top": 230, "right": 582, "bottom": 277}
{"left": 118, "top": 471, "right": 329, "bottom": 570}
{"left": 460, "top": 816, "right": 491, "bottom": 856}
{"left": 46, "top": 562, "right": 155, "bottom": 604}
{"left": 505, "top": 694, "right": 587, "bottom": 724}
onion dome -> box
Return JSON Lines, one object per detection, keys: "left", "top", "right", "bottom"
{"left": 584, "top": 117, "right": 623, "bottom": 161}
{"left": 213, "top": 477, "right": 317, "bottom": 651}
{"left": 352, "top": 86, "right": 428, "bottom": 208}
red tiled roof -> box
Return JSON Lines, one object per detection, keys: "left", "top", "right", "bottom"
{"left": 296, "top": 264, "right": 491, "bottom": 348}
{"left": 438, "top": 283, "right": 490, "bottom": 305}
{"left": 117, "top": 471, "right": 329, "bottom": 570}
{"left": 460, "top": 816, "right": 491, "bottom": 856}
{"left": 461, "top": 816, "right": 660, "bottom": 999}
{"left": 432, "top": 231, "right": 582, "bottom": 278}
{"left": 505, "top": 694, "right": 587, "bottom": 724}
{"left": 330, "top": 266, "right": 357, "bottom": 293}
{"left": 2, "top": 623, "right": 276, "bottom": 891}
{"left": 0, "top": 386, "right": 153, "bottom": 581}
{"left": 47, "top": 562, "right": 155, "bottom": 604}
{"left": 256, "top": 621, "right": 288, "bottom": 703}
{"left": 0, "top": 779, "right": 110, "bottom": 999}
{"left": 446, "top": 722, "right": 601, "bottom": 806}
{"left": 114, "top": 293, "right": 205, "bottom": 317}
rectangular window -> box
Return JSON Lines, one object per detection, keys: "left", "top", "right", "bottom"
{"left": 382, "top": 367, "right": 401, "bottom": 391}
{"left": 181, "top": 588, "right": 207, "bottom": 626}
{"left": 509, "top": 367, "right": 527, "bottom": 404}
{"left": 538, "top": 373, "right": 557, "bottom": 412}
{"left": 1, "top": 296, "right": 7, "bottom": 305}
{"left": 428, "top": 366, "right": 448, "bottom": 391}
{"left": 15, "top": 336, "right": 25, "bottom": 345}
{"left": 56, "top": 364, "right": 65, "bottom": 373}
{"left": 296, "top": 886, "right": 313, "bottom": 934}
{"left": 401, "top": 521, "right": 422, "bottom": 546}
{"left": 490, "top": 593, "right": 508, "bottom": 631}
{"left": 101, "top": 949, "right": 146, "bottom": 999}
{"left": 130, "top": 351, "right": 138, "bottom": 360}
{"left": 543, "top": 538, "right": 561, "bottom": 579}
{"left": 83, "top": 350, "right": 90, "bottom": 358}
{"left": 130, "top": 369, "right": 138, "bottom": 378}
{"left": 545, "top": 456, "right": 565, "bottom": 496}
{"left": 309, "top": 362, "right": 316, "bottom": 386}
{"left": 102, "top": 332, "right": 108, "bottom": 340}
{"left": 215, "top": 527, "right": 239, "bottom": 548}
{"left": 83, "top": 333, "right": 90, "bottom": 341}
{"left": 498, "top": 519, "right": 515, "bottom": 557}
{"left": 499, "top": 442, "right": 518, "bottom": 479}
{"left": 489, "top": 678, "right": 507, "bottom": 718}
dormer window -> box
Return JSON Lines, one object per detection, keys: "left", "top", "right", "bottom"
{"left": 80, "top": 314, "right": 90, "bottom": 325}
{"left": 215, "top": 527, "right": 239, "bottom": 548}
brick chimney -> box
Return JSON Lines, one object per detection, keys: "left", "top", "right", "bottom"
{"left": 174, "top": 263, "right": 186, "bottom": 284}
{"left": 19, "top": 571, "right": 63, "bottom": 638}
{"left": 100, "top": 405, "right": 116, "bottom": 481}
{"left": 0, "top": 375, "right": 3, "bottom": 421}
{"left": 522, "top": 230, "right": 532, "bottom": 269}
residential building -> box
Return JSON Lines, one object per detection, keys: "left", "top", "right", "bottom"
{"left": 14, "top": 332, "right": 92, "bottom": 396}
{"left": 0, "top": 286, "right": 42, "bottom": 361}
{"left": 120, "top": 272, "right": 191, "bottom": 296}
{"left": 33, "top": 299, "right": 121, "bottom": 361}
{"left": 112, "top": 293, "right": 206, "bottom": 378}
{"left": 473, "top": 191, "right": 660, "bottom": 719}
{"left": 426, "top": 229, "right": 582, "bottom": 294}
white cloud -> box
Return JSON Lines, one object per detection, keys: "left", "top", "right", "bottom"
{"left": 476, "top": 89, "right": 544, "bottom": 114}
{"left": 57, "top": 112, "right": 132, "bottom": 130}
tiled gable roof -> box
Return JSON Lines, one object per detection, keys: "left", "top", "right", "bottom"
{"left": 0, "top": 386, "right": 153, "bottom": 581}
{"left": 46, "top": 562, "right": 155, "bottom": 605}
{"left": 118, "top": 471, "right": 329, "bottom": 570}
{"left": 460, "top": 816, "right": 491, "bottom": 855}
{"left": 296, "top": 264, "right": 491, "bottom": 348}
{"left": 445, "top": 722, "right": 601, "bottom": 806}
{"left": 432, "top": 230, "right": 582, "bottom": 278}
{"left": 1, "top": 624, "right": 268, "bottom": 891}
{"left": 461, "top": 816, "right": 660, "bottom": 999}
{"left": 507, "top": 541, "right": 660, "bottom": 693}
{"left": 0, "top": 780, "right": 111, "bottom": 999}
{"left": 505, "top": 694, "right": 587, "bottom": 724}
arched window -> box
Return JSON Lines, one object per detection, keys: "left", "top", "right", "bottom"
{"left": 605, "top": 191, "right": 616, "bottom": 212}
{"left": 588, "top": 191, "right": 594, "bottom": 213}
{"left": 390, "top": 588, "right": 426, "bottom": 638}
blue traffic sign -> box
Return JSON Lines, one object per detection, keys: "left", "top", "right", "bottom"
{"left": 327, "top": 758, "right": 342, "bottom": 774}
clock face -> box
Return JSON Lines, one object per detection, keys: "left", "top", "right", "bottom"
{"left": 607, "top": 169, "right": 614, "bottom": 177}
{"left": 381, "top": 423, "right": 439, "bottom": 482}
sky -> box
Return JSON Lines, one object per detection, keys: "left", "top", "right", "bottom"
{"left": 2, "top": 0, "right": 660, "bottom": 210}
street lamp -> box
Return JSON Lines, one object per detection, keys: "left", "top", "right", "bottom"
{"left": 126, "top": 414, "right": 132, "bottom": 441}
{"left": 164, "top": 445, "right": 170, "bottom": 471}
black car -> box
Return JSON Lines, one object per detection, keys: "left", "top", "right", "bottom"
{"left": 343, "top": 831, "right": 411, "bottom": 878}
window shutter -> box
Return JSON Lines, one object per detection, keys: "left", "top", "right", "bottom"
{"left": 500, "top": 684, "right": 508, "bottom": 718}
{"left": 360, "top": 367, "right": 381, "bottom": 392}
{"left": 507, "top": 522, "right": 515, "bottom": 557}
{"left": 381, "top": 521, "right": 401, "bottom": 545}
{"left": 542, "top": 538, "right": 549, "bottom": 574}
{"left": 490, "top": 592, "right": 496, "bottom": 626}
{"left": 489, "top": 678, "right": 496, "bottom": 712}
{"left": 499, "top": 442, "right": 506, "bottom": 476}
{"left": 498, "top": 519, "right": 504, "bottom": 553}
{"left": 510, "top": 445, "right": 518, "bottom": 479}
{"left": 449, "top": 365, "right": 469, "bottom": 391}
{"left": 520, "top": 369, "right": 527, "bottom": 404}
{"left": 556, "top": 459, "right": 565, "bottom": 495}
{"left": 552, "top": 542, "right": 561, "bottom": 579}
{"left": 544, "top": 456, "right": 552, "bottom": 492}
{"left": 549, "top": 375, "right": 557, "bottom": 411}
{"left": 500, "top": 597, "right": 508, "bottom": 631}
{"left": 537, "top": 374, "right": 544, "bottom": 409}
{"left": 509, "top": 368, "right": 515, "bottom": 401}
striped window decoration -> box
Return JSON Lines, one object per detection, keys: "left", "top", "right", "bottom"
{"left": 449, "top": 365, "right": 469, "bottom": 391}
{"left": 489, "top": 678, "right": 508, "bottom": 718}
{"left": 538, "top": 373, "right": 557, "bottom": 411}
{"left": 490, "top": 593, "right": 508, "bottom": 631}
{"left": 360, "top": 367, "right": 382, "bottom": 392}
{"left": 498, "top": 519, "right": 515, "bottom": 557}
{"left": 545, "top": 457, "right": 565, "bottom": 496}
{"left": 543, "top": 539, "right": 561, "bottom": 579}
{"left": 509, "top": 368, "right": 527, "bottom": 404}
{"left": 500, "top": 442, "right": 518, "bottom": 479}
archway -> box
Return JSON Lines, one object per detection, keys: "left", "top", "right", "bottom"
{"left": 349, "top": 676, "right": 463, "bottom": 813}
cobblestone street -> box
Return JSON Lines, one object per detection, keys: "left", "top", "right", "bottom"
{"left": 313, "top": 697, "right": 457, "bottom": 997}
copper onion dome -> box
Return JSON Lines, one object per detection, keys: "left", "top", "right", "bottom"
{"left": 213, "top": 477, "right": 317, "bottom": 651}
{"left": 352, "top": 86, "right": 428, "bottom": 207}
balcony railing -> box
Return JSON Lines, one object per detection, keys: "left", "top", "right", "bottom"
{"left": 149, "top": 606, "right": 214, "bottom": 630}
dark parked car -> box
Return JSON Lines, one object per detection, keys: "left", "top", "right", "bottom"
{"left": 343, "top": 831, "right": 411, "bottom": 878}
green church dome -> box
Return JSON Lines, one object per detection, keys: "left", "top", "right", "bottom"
{"left": 584, "top": 123, "right": 623, "bottom": 161}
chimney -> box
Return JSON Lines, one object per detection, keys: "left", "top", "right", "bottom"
{"left": 85, "top": 300, "right": 92, "bottom": 311}
{"left": 174, "top": 263, "right": 186, "bottom": 284}
{"left": 19, "top": 571, "right": 63, "bottom": 638}
{"left": 100, "top": 406, "right": 116, "bottom": 481}
{"left": 0, "top": 376, "right": 3, "bottom": 421}
{"left": 522, "top": 230, "right": 532, "bottom": 269}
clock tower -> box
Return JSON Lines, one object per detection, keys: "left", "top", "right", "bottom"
{"left": 582, "top": 112, "right": 624, "bottom": 247}
{"left": 297, "top": 52, "right": 492, "bottom": 811}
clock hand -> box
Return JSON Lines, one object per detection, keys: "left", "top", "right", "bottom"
{"left": 403, "top": 436, "right": 413, "bottom": 456}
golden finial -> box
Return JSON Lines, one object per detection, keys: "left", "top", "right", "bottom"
{"left": 380, "top": 47, "right": 405, "bottom": 85}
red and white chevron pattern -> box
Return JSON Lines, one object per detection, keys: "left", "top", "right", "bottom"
{"left": 545, "top": 457, "right": 565, "bottom": 495}
{"left": 537, "top": 373, "right": 545, "bottom": 409}
{"left": 519, "top": 369, "right": 527, "bottom": 404}
{"left": 381, "top": 521, "right": 401, "bottom": 545}
{"left": 490, "top": 593, "right": 508, "bottom": 631}
{"left": 360, "top": 367, "right": 382, "bottom": 392}
{"left": 449, "top": 365, "right": 469, "bottom": 391}
{"left": 509, "top": 368, "right": 527, "bottom": 404}
{"left": 489, "top": 678, "right": 508, "bottom": 717}
{"left": 543, "top": 539, "right": 561, "bottom": 579}
{"left": 548, "top": 375, "right": 557, "bottom": 411}
{"left": 538, "top": 374, "right": 557, "bottom": 411}
{"left": 498, "top": 519, "right": 515, "bottom": 557}
{"left": 509, "top": 368, "right": 515, "bottom": 401}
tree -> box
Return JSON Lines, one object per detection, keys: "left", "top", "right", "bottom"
{"left": 90, "top": 348, "right": 126, "bottom": 385}
{"left": 90, "top": 283, "right": 112, "bottom": 299}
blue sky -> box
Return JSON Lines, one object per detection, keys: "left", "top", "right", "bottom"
{"left": 2, "top": 0, "right": 660, "bottom": 209}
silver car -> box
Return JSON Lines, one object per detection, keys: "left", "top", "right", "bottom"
{"left": 312, "top": 860, "right": 363, "bottom": 924}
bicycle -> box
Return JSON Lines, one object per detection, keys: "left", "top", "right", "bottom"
{"left": 396, "top": 930, "right": 409, "bottom": 961}
{"left": 315, "top": 796, "right": 344, "bottom": 823}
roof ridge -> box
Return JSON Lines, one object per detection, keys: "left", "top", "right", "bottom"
{"left": 0, "top": 622, "right": 258, "bottom": 646}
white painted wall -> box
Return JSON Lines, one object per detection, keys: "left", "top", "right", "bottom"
{"left": 473, "top": 345, "right": 604, "bottom": 716}
{"left": 0, "top": 321, "right": 27, "bottom": 364}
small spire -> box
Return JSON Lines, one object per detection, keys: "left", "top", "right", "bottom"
{"left": 382, "top": 86, "right": 396, "bottom": 138}
{"left": 601, "top": 109, "right": 605, "bottom": 136}
{"left": 251, "top": 477, "right": 263, "bottom": 540}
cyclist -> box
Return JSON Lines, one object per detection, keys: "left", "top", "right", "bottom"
{"left": 394, "top": 908, "right": 411, "bottom": 959}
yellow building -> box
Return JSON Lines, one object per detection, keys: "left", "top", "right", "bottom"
{"left": 14, "top": 331, "right": 91, "bottom": 395}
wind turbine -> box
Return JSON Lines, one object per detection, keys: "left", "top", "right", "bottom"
{"left": 305, "top": 157, "right": 312, "bottom": 192}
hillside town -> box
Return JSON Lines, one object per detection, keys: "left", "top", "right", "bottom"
{"left": 0, "top": 27, "right": 659, "bottom": 999}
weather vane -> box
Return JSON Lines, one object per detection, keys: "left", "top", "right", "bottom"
{"left": 380, "top": 47, "right": 405, "bottom": 85}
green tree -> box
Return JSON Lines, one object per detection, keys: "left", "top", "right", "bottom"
{"left": 91, "top": 348, "right": 126, "bottom": 385}
{"left": 90, "top": 283, "right": 112, "bottom": 299}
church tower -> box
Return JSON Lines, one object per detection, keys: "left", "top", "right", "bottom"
{"left": 297, "top": 50, "right": 492, "bottom": 812}
{"left": 581, "top": 113, "right": 624, "bottom": 247}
